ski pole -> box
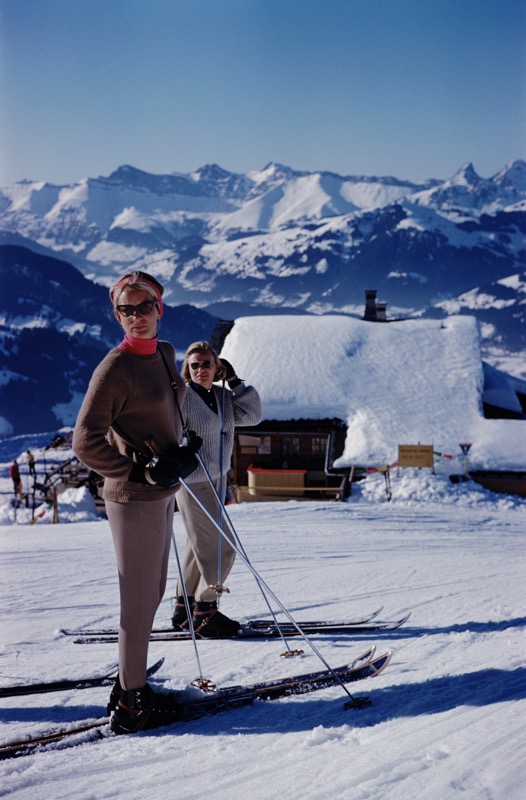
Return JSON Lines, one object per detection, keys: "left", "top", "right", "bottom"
{"left": 215, "top": 379, "right": 226, "bottom": 606}
{"left": 170, "top": 531, "right": 215, "bottom": 692}
{"left": 179, "top": 476, "right": 370, "bottom": 708}
{"left": 194, "top": 451, "right": 303, "bottom": 657}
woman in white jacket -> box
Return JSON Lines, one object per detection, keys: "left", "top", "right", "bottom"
{"left": 172, "top": 341, "right": 262, "bottom": 637}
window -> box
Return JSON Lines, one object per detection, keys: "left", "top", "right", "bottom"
{"left": 311, "top": 436, "right": 327, "bottom": 456}
{"left": 281, "top": 437, "right": 300, "bottom": 460}
{"left": 238, "top": 435, "right": 271, "bottom": 455}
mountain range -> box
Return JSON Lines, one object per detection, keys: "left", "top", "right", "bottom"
{"left": 0, "top": 245, "right": 218, "bottom": 436}
{"left": 1, "top": 160, "right": 525, "bottom": 436}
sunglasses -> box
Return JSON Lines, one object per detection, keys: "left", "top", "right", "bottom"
{"left": 116, "top": 301, "right": 158, "bottom": 317}
{"left": 189, "top": 360, "right": 213, "bottom": 370}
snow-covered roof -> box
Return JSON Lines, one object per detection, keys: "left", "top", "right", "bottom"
{"left": 219, "top": 315, "right": 525, "bottom": 470}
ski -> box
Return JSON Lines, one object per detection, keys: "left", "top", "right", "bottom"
{"left": 239, "top": 612, "right": 410, "bottom": 635}
{"left": 0, "top": 649, "right": 390, "bottom": 760}
{"left": 246, "top": 608, "right": 384, "bottom": 629}
{"left": 71, "top": 613, "right": 410, "bottom": 644}
{"left": 0, "top": 658, "right": 164, "bottom": 699}
{"left": 59, "top": 606, "right": 385, "bottom": 637}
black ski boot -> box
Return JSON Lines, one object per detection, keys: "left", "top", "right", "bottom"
{"left": 171, "top": 595, "right": 194, "bottom": 630}
{"left": 192, "top": 601, "right": 240, "bottom": 638}
{"left": 107, "top": 674, "right": 122, "bottom": 714}
{"left": 110, "top": 684, "right": 185, "bottom": 735}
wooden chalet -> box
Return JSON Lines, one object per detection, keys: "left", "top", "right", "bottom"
{"left": 212, "top": 294, "right": 526, "bottom": 503}
{"left": 231, "top": 417, "right": 356, "bottom": 502}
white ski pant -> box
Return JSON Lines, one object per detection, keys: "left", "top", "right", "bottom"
{"left": 106, "top": 495, "right": 175, "bottom": 690}
{"left": 176, "top": 478, "right": 236, "bottom": 603}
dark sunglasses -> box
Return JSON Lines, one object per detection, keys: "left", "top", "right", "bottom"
{"left": 116, "top": 301, "right": 158, "bottom": 317}
{"left": 189, "top": 360, "right": 213, "bottom": 370}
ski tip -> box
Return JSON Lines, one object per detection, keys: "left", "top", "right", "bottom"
{"left": 370, "top": 650, "right": 392, "bottom": 677}
{"left": 146, "top": 657, "right": 165, "bottom": 676}
{"left": 353, "top": 644, "right": 376, "bottom": 666}
{"left": 381, "top": 611, "right": 411, "bottom": 630}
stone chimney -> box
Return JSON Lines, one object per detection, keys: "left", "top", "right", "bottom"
{"left": 363, "top": 290, "right": 378, "bottom": 321}
{"left": 376, "top": 301, "right": 387, "bottom": 321}
{"left": 363, "top": 290, "right": 388, "bottom": 321}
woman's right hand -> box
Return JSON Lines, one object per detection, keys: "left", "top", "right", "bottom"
{"left": 146, "top": 446, "right": 199, "bottom": 486}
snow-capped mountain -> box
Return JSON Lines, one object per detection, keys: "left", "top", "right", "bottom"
{"left": 1, "top": 160, "right": 523, "bottom": 312}
{"left": 410, "top": 161, "right": 526, "bottom": 215}
{"left": 1, "top": 160, "right": 525, "bottom": 435}
{"left": 420, "top": 269, "right": 526, "bottom": 375}
{"left": 0, "top": 245, "right": 218, "bottom": 436}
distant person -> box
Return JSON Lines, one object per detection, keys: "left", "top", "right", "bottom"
{"left": 26, "top": 450, "right": 36, "bottom": 476}
{"left": 73, "top": 270, "right": 201, "bottom": 735}
{"left": 10, "top": 459, "right": 22, "bottom": 499}
{"left": 171, "top": 341, "right": 262, "bottom": 636}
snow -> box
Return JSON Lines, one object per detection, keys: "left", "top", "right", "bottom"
{"left": 219, "top": 314, "right": 525, "bottom": 470}
{"left": 0, "top": 452, "right": 525, "bottom": 799}
{"left": 0, "top": 306, "right": 524, "bottom": 796}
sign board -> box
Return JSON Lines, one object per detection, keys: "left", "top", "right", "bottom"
{"left": 238, "top": 435, "right": 271, "bottom": 455}
{"left": 398, "top": 444, "right": 434, "bottom": 469}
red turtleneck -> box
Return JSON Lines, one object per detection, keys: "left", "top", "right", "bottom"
{"left": 118, "top": 333, "right": 158, "bottom": 355}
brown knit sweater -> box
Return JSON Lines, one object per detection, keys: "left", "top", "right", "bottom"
{"left": 72, "top": 342, "right": 186, "bottom": 503}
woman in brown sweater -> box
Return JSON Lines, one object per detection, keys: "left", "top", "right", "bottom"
{"left": 73, "top": 270, "right": 200, "bottom": 735}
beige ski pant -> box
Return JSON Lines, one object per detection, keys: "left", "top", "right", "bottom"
{"left": 175, "top": 478, "right": 236, "bottom": 603}
{"left": 106, "top": 494, "right": 176, "bottom": 690}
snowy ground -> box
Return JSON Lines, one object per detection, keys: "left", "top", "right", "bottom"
{"left": 1, "top": 455, "right": 525, "bottom": 799}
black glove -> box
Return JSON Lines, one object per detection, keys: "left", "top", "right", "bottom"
{"left": 185, "top": 430, "right": 203, "bottom": 453}
{"left": 220, "top": 358, "right": 242, "bottom": 387}
{"left": 219, "top": 358, "right": 236, "bottom": 381}
{"left": 129, "top": 445, "right": 199, "bottom": 487}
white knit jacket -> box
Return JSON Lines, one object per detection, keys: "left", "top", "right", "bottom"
{"left": 183, "top": 382, "right": 262, "bottom": 483}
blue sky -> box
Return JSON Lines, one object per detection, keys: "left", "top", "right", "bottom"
{"left": 1, "top": 0, "right": 524, "bottom": 185}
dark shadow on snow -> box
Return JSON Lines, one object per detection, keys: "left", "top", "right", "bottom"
{"left": 330, "top": 616, "right": 526, "bottom": 640}
{"left": 346, "top": 665, "right": 526, "bottom": 727}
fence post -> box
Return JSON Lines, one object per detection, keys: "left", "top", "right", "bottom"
{"left": 52, "top": 487, "right": 59, "bottom": 523}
